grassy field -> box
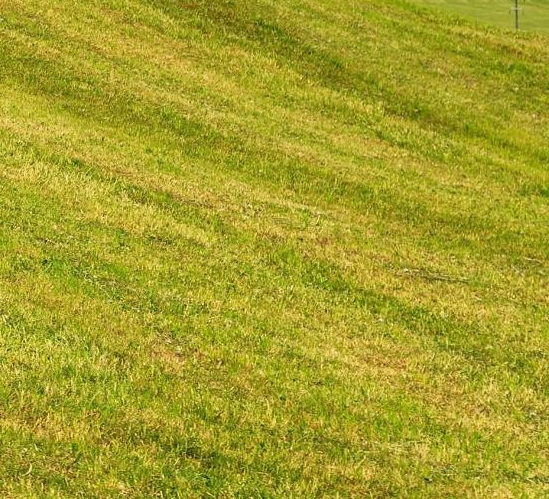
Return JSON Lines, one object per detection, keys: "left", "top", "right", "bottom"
{"left": 0, "top": 0, "right": 548, "bottom": 497}
{"left": 414, "top": 0, "right": 549, "bottom": 33}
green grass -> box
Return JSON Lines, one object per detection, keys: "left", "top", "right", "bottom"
{"left": 413, "top": 0, "right": 549, "bottom": 33}
{"left": 1, "top": 0, "right": 548, "bottom": 497}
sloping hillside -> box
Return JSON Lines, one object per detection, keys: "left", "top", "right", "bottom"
{"left": 0, "top": 0, "right": 548, "bottom": 496}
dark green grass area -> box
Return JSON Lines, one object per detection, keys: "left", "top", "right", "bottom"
{"left": 0, "top": 0, "right": 548, "bottom": 497}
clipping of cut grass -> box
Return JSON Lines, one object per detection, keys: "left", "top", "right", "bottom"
{"left": 0, "top": 0, "right": 548, "bottom": 497}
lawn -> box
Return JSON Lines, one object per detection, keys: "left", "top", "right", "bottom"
{"left": 413, "top": 0, "right": 549, "bottom": 32}
{"left": 0, "top": 0, "right": 548, "bottom": 497}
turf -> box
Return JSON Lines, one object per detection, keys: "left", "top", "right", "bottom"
{"left": 414, "top": 0, "right": 549, "bottom": 33}
{"left": 0, "top": 0, "right": 548, "bottom": 497}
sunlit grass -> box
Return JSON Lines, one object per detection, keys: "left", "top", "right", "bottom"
{"left": 0, "top": 0, "right": 548, "bottom": 496}
{"left": 413, "top": 0, "right": 549, "bottom": 33}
